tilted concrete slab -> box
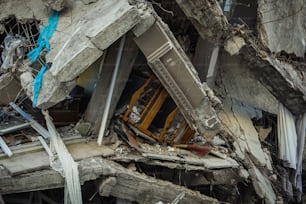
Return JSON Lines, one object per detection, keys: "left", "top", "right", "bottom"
{"left": 36, "top": 0, "right": 142, "bottom": 108}
{"left": 134, "top": 18, "right": 221, "bottom": 138}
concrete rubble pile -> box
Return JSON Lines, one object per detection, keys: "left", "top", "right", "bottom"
{"left": 0, "top": 0, "right": 306, "bottom": 203}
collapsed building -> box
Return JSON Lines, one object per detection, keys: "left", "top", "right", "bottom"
{"left": 0, "top": 0, "right": 306, "bottom": 203}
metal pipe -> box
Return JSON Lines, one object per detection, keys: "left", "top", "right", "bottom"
{"left": 9, "top": 102, "right": 50, "bottom": 138}
{"left": 38, "top": 136, "right": 53, "bottom": 157}
{"left": 0, "top": 136, "right": 13, "bottom": 157}
{"left": 0, "top": 122, "right": 31, "bottom": 135}
{"left": 97, "top": 35, "right": 126, "bottom": 145}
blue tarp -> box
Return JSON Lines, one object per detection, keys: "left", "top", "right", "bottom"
{"left": 31, "top": 11, "right": 59, "bottom": 107}
{"left": 27, "top": 11, "right": 59, "bottom": 63}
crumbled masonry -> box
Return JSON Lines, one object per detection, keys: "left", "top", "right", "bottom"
{"left": 1, "top": 0, "right": 306, "bottom": 203}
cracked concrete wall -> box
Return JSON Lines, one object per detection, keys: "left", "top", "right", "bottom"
{"left": 258, "top": 0, "right": 306, "bottom": 57}
{"left": 217, "top": 51, "right": 279, "bottom": 114}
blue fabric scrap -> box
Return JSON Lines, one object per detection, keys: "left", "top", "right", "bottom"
{"left": 32, "top": 65, "right": 48, "bottom": 107}
{"left": 27, "top": 11, "right": 59, "bottom": 63}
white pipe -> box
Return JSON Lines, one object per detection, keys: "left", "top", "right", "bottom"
{"left": 0, "top": 136, "right": 13, "bottom": 157}
{"left": 97, "top": 35, "right": 126, "bottom": 145}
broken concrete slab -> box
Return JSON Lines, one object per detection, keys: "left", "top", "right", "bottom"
{"left": 142, "top": 152, "right": 239, "bottom": 169}
{"left": 176, "top": 0, "right": 228, "bottom": 42}
{"left": 1, "top": 157, "right": 219, "bottom": 204}
{"left": 240, "top": 44, "right": 306, "bottom": 115}
{"left": 247, "top": 158, "right": 276, "bottom": 204}
{"left": 92, "top": 158, "right": 219, "bottom": 204}
{"left": 35, "top": 71, "right": 76, "bottom": 108}
{"left": 218, "top": 99, "right": 270, "bottom": 168}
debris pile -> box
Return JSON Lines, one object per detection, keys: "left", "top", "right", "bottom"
{"left": 1, "top": 0, "right": 306, "bottom": 203}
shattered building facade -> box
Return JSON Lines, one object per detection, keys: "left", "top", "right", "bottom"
{"left": 0, "top": 0, "right": 306, "bottom": 203}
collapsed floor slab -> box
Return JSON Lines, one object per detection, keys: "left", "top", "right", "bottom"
{"left": 0, "top": 142, "right": 225, "bottom": 204}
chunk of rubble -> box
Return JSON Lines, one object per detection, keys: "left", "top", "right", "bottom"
{"left": 224, "top": 36, "right": 245, "bottom": 56}
{"left": 41, "top": 0, "right": 66, "bottom": 11}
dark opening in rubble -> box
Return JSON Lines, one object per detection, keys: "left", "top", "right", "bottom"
{"left": 0, "top": 16, "right": 40, "bottom": 70}
{"left": 252, "top": 112, "right": 278, "bottom": 159}
{"left": 152, "top": 0, "right": 199, "bottom": 56}
{"left": 229, "top": 0, "right": 258, "bottom": 30}
{"left": 114, "top": 50, "right": 195, "bottom": 145}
